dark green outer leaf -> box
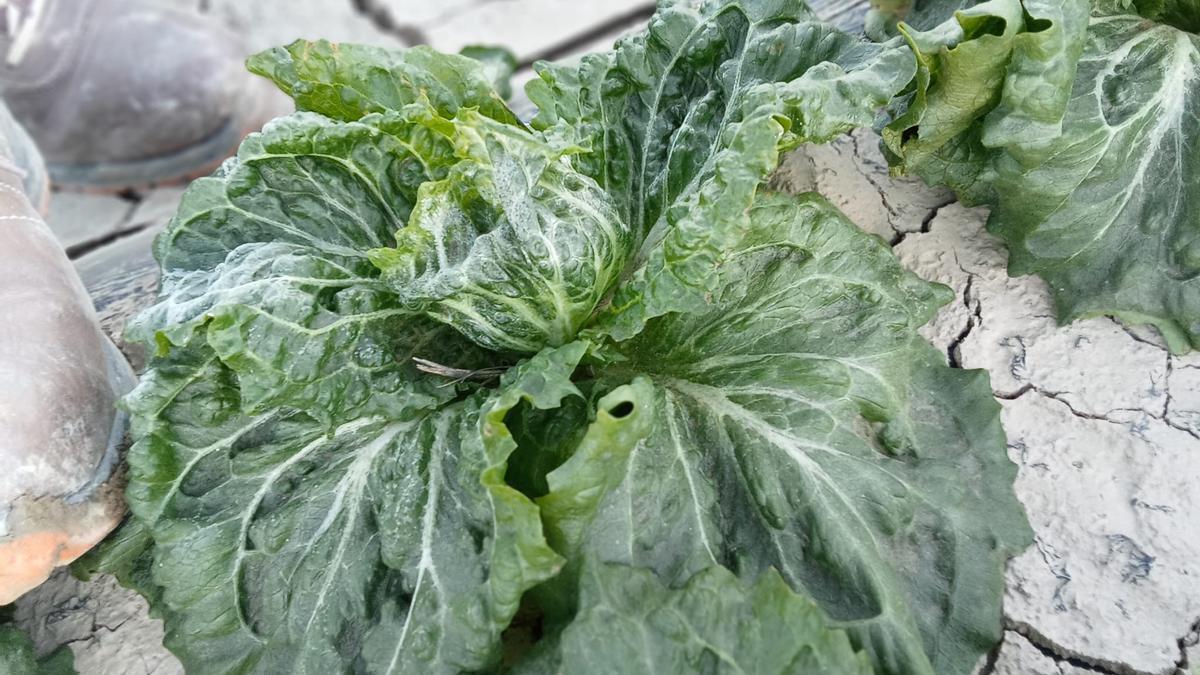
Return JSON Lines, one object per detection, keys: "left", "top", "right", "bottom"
{"left": 1133, "top": 0, "right": 1200, "bottom": 32}
{"left": 0, "top": 625, "right": 75, "bottom": 675}
{"left": 121, "top": 341, "right": 586, "bottom": 674}
{"left": 552, "top": 563, "right": 875, "bottom": 675}
{"left": 989, "top": 1, "right": 1200, "bottom": 351}
{"left": 553, "top": 193, "right": 1031, "bottom": 675}
{"left": 71, "top": 519, "right": 163, "bottom": 612}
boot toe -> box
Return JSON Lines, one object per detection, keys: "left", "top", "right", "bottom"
{"left": 64, "top": 5, "right": 249, "bottom": 162}
{"left": 5, "top": 0, "right": 278, "bottom": 187}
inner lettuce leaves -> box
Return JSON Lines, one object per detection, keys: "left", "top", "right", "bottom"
{"left": 97, "top": 2, "right": 1031, "bottom": 674}
{"left": 874, "top": 0, "right": 1200, "bottom": 352}
{"left": 247, "top": 40, "right": 520, "bottom": 126}
{"left": 528, "top": 0, "right": 917, "bottom": 338}
{"left": 367, "top": 109, "right": 633, "bottom": 354}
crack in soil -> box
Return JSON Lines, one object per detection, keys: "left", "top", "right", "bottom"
{"left": 889, "top": 194, "right": 956, "bottom": 246}
{"left": 1006, "top": 619, "right": 1151, "bottom": 675}
{"left": 994, "top": 384, "right": 1117, "bottom": 421}
{"left": 977, "top": 637, "right": 1004, "bottom": 675}
{"left": 946, "top": 269, "right": 978, "bottom": 368}
{"left": 516, "top": 2, "right": 657, "bottom": 68}
{"left": 1165, "top": 356, "right": 1177, "bottom": 420}
{"left": 59, "top": 189, "right": 178, "bottom": 260}
{"left": 954, "top": 255, "right": 985, "bottom": 364}
{"left": 1158, "top": 357, "right": 1200, "bottom": 443}
{"left": 979, "top": 332, "right": 1200, "bottom": 440}
{"left": 847, "top": 133, "right": 901, "bottom": 222}
{"left": 993, "top": 382, "right": 1195, "bottom": 432}
{"left": 1116, "top": 322, "right": 1170, "bottom": 351}
{"left": 1175, "top": 618, "right": 1200, "bottom": 674}
{"left": 66, "top": 222, "right": 152, "bottom": 260}
{"left": 348, "top": 0, "right": 428, "bottom": 45}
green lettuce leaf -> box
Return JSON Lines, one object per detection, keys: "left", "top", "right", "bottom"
{"left": 247, "top": 40, "right": 519, "bottom": 125}
{"left": 878, "top": 0, "right": 1023, "bottom": 191}
{"left": 72, "top": 519, "right": 163, "bottom": 612}
{"left": 877, "top": 0, "right": 1089, "bottom": 200}
{"left": 989, "top": 0, "right": 1200, "bottom": 351}
{"left": 1133, "top": 0, "right": 1200, "bottom": 32}
{"left": 528, "top": 0, "right": 917, "bottom": 337}
{"left": 877, "top": 0, "right": 1200, "bottom": 351}
{"left": 459, "top": 45, "right": 519, "bottom": 100}
{"left": 0, "top": 624, "right": 75, "bottom": 675}
{"left": 121, "top": 340, "right": 589, "bottom": 674}
{"left": 368, "top": 109, "right": 633, "bottom": 354}
{"left": 537, "top": 194, "right": 1030, "bottom": 675}
{"left": 128, "top": 111, "right": 484, "bottom": 424}
{"left": 542, "top": 563, "right": 874, "bottom": 675}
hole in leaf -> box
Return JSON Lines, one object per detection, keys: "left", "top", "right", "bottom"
{"left": 607, "top": 401, "right": 635, "bottom": 418}
{"left": 1023, "top": 10, "right": 1052, "bottom": 32}
{"left": 960, "top": 14, "right": 1007, "bottom": 38}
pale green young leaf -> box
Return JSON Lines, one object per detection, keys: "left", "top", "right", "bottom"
{"left": 368, "top": 110, "right": 633, "bottom": 354}
{"left": 247, "top": 40, "right": 520, "bottom": 125}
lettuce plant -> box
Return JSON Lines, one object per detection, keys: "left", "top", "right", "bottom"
{"left": 874, "top": 0, "right": 1200, "bottom": 352}
{"left": 89, "top": 1, "right": 1030, "bottom": 673}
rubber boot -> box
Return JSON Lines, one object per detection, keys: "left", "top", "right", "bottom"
{"left": 0, "top": 0, "right": 287, "bottom": 191}
{"left": 0, "top": 100, "right": 134, "bottom": 605}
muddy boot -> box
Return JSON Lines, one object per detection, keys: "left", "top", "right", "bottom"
{"left": 0, "top": 0, "right": 286, "bottom": 191}
{"left": 0, "top": 100, "right": 134, "bottom": 605}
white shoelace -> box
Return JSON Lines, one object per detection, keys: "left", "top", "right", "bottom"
{"left": 0, "top": 0, "right": 46, "bottom": 67}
